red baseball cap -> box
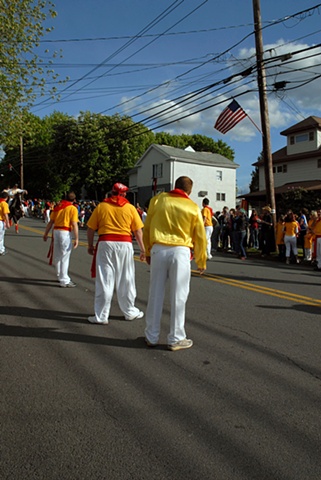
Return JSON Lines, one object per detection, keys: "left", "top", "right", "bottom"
{"left": 112, "top": 182, "right": 129, "bottom": 194}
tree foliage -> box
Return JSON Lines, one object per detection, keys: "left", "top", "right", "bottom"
{"left": 278, "top": 188, "right": 321, "bottom": 214}
{"left": 249, "top": 166, "right": 259, "bottom": 192}
{"left": 1, "top": 112, "right": 235, "bottom": 200}
{"left": 0, "top": 0, "right": 62, "bottom": 144}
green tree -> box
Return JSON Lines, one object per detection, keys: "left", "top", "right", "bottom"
{"left": 278, "top": 189, "right": 321, "bottom": 214}
{"left": 249, "top": 166, "right": 259, "bottom": 192}
{"left": 0, "top": 0, "right": 62, "bottom": 144}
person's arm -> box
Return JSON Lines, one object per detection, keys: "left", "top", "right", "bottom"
{"left": 87, "top": 227, "right": 95, "bottom": 255}
{"left": 43, "top": 219, "right": 54, "bottom": 241}
{"left": 133, "top": 228, "right": 146, "bottom": 262}
{"left": 4, "top": 213, "right": 10, "bottom": 229}
{"left": 71, "top": 221, "right": 79, "bottom": 248}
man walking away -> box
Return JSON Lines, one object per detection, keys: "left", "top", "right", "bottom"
{"left": 201, "top": 198, "right": 214, "bottom": 259}
{"left": 43, "top": 191, "right": 79, "bottom": 287}
{"left": 143, "top": 176, "right": 207, "bottom": 351}
{"left": 0, "top": 191, "right": 10, "bottom": 255}
{"left": 86, "top": 183, "right": 145, "bottom": 324}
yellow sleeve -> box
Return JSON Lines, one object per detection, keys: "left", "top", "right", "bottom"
{"left": 192, "top": 209, "right": 207, "bottom": 269}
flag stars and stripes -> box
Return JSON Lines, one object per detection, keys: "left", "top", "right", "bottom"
{"left": 214, "top": 100, "right": 247, "bottom": 134}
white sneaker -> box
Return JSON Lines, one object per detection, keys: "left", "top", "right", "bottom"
{"left": 168, "top": 338, "right": 193, "bottom": 351}
{"left": 125, "top": 311, "right": 144, "bottom": 321}
{"left": 88, "top": 316, "right": 108, "bottom": 325}
{"left": 60, "top": 281, "right": 77, "bottom": 288}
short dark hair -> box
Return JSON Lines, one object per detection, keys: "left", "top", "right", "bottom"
{"left": 1, "top": 191, "right": 9, "bottom": 199}
{"left": 174, "top": 176, "right": 193, "bottom": 194}
{"left": 66, "top": 191, "right": 76, "bottom": 201}
{"left": 202, "top": 198, "right": 209, "bottom": 206}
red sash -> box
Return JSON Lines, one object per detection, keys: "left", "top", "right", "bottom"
{"left": 54, "top": 226, "right": 71, "bottom": 231}
{"left": 91, "top": 234, "right": 132, "bottom": 278}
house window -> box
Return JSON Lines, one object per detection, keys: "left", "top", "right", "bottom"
{"left": 296, "top": 133, "right": 308, "bottom": 143}
{"left": 273, "top": 167, "right": 276, "bottom": 173}
{"left": 152, "top": 163, "right": 163, "bottom": 178}
{"left": 277, "top": 166, "right": 282, "bottom": 173}
{"left": 216, "top": 193, "right": 226, "bottom": 201}
{"left": 318, "top": 159, "right": 321, "bottom": 168}
{"left": 216, "top": 170, "right": 222, "bottom": 181}
{"left": 283, "top": 164, "right": 287, "bottom": 173}
{"left": 309, "top": 131, "right": 314, "bottom": 141}
{"left": 290, "top": 136, "right": 294, "bottom": 145}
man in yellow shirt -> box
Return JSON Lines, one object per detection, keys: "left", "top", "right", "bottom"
{"left": 86, "top": 183, "right": 145, "bottom": 324}
{"left": 143, "top": 176, "right": 207, "bottom": 351}
{"left": 0, "top": 191, "right": 10, "bottom": 255}
{"left": 201, "top": 197, "right": 214, "bottom": 259}
{"left": 43, "top": 191, "right": 79, "bottom": 287}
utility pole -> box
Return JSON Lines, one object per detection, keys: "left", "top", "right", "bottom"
{"left": 252, "top": 0, "right": 276, "bottom": 225}
{"left": 20, "top": 136, "right": 24, "bottom": 190}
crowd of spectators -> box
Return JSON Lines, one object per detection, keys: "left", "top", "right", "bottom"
{"left": 210, "top": 205, "right": 320, "bottom": 269}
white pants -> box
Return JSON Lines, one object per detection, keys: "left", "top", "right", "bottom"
{"left": 53, "top": 230, "right": 73, "bottom": 285}
{"left": 284, "top": 235, "right": 298, "bottom": 257}
{"left": 205, "top": 226, "right": 213, "bottom": 257}
{"left": 0, "top": 221, "right": 6, "bottom": 254}
{"left": 93, "top": 241, "right": 140, "bottom": 323}
{"left": 145, "top": 244, "right": 191, "bottom": 345}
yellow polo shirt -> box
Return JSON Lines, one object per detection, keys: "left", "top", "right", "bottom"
{"left": 0, "top": 200, "right": 10, "bottom": 221}
{"left": 201, "top": 206, "right": 213, "bottom": 227}
{"left": 87, "top": 201, "right": 143, "bottom": 236}
{"left": 50, "top": 205, "right": 78, "bottom": 228}
{"left": 284, "top": 221, "right": 298, "bottom": 237}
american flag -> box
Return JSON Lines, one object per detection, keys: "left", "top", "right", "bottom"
{"left": 214, "top": 100, "right": 247, "bottom": 134}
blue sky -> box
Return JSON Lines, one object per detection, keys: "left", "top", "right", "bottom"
{"left": 32, "top": 0, "right": 321, "bottom": 194}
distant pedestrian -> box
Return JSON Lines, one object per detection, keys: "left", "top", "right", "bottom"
{"left": 0, "top": 191, "right": 10, "bottom": 255}
{"left": 43, "top": 191, "right": 79, "bottom": 287}
{"left": 259, "top": 206, "right": 275, "bottom": 257}
{"left": 283, "top": 211, "right": 299, "bottom": 265}
{"left": 201, "top": 198, "right": 213, "bottom": 260}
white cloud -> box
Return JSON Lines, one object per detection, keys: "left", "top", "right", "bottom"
{"left": 120, "top": 40, "right": 321, "bottom": 151}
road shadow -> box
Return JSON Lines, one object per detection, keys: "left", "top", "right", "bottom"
{"left": 0, "top": 322, "right": 155, "bottom": 350}
{"left": 257, "top": 304, "right": 321, "bottom": 314}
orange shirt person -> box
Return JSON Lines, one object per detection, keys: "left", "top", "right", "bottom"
{"left": 43, "top": 191, "right": 79, "bottom": 287}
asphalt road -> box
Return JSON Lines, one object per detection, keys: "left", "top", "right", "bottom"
{"left": 1, "top": 217, "right": 321, "bottom": 480}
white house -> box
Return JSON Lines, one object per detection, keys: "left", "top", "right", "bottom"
{"left": 127, "top": 144, "right": 239, "bottom": 211}
{"left": 243, "top": 116, "right": 321, "bottom": 206}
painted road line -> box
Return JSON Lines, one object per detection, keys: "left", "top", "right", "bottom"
{"left": 192, "top": 270, "right": 321, "bottom": 308}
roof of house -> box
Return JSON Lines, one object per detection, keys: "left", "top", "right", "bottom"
{"left": 253, "top": 145, "right": 321, "bottom": 166}
{"left": 136, "top": 144, "right": 239, "bottom": 169}
{"left": 280, "top": 116, "right": 321, "bottom": 136}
